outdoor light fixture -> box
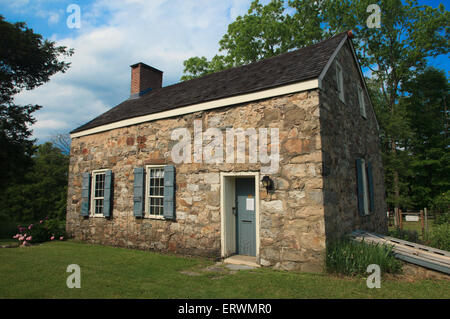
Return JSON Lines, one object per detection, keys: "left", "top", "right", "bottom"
{"left": 261, "top": 175, "right": 274, "bottom": 194}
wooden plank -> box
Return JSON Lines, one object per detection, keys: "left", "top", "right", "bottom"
{"left": 372, "top": 233, "right": 450, "bottom": 257}
{"left": 352, "top": 232, "right": 450, "bottom": 264}
{"left": 350, "top": 230, "right": 450, "bottom": 270}
{"left": 352, "top": 230, "right": 450, "bottom": 257}
{"left": 395, "top": 253, "right": 450, "bottom": 275}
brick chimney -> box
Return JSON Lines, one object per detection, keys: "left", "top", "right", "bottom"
{"left": 130, "top": 62, "right": 163, "bottom": 99}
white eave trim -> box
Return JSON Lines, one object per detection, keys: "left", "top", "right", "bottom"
{"left": 317, "top": 33, "right": 380, "bottom": 131}
{"left": 347, "top": 39, "right": 380, "bottom": 131}
{"left": 318, "top": 34, "right": 348, "bottom": 89}
{"left": 70, "top": 78, "right": 319, "bottom": 138}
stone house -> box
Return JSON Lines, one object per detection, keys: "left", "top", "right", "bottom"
{"left": 67, "top": 31, "right": 387, "bottom": 271}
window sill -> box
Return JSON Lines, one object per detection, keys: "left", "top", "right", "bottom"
{"left": 143, "top": 215, "right": 165, "bottom": 220}
{"left": 89, "top": 214, "right": 105, "bottom": 218}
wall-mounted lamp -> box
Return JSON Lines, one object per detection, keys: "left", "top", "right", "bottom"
{"left": 261, "top": 175, "right": 274, "bottom": 194}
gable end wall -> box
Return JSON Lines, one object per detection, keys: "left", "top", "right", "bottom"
{"left": 319, "top": 41, "right": 388, "bottom": 241}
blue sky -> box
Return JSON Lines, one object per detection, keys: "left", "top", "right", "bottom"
{"left": 0, "top": 0, "right": 448, "bottom": 143}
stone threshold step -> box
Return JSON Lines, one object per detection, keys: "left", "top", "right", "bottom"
{"left": 224, "top": 255, "right": 260, "bottom": 268}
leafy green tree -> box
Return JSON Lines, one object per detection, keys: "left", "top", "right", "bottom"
{"left": 400, "top": 68, "right": 449, "bottom": 211}
{"left": 0, "top": 143, "right": 69, "bottom": 224}
{"left": 322, "top": 0, "right": 449, "bottom": 211}
{"left": 0, "top": 15, "right": 73, "bottom": 191}
{"left": 181, "top": 0, "right": 325, "bottom": 80}
{"left": 181, "top": 0, "right": 449, "bottom": 214}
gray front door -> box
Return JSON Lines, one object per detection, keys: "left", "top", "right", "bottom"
{"left": 235, "top": 178, "right": 256, "bottom": 256}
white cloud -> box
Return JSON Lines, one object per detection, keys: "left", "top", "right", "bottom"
{"left": 35, "top": 8, "right": 63, "bottom": 25}
{"left": 11, "top": 0, "right": 254, "bottom": 143}
{"left": 47, "top": 11, "right": 60, "bottom": 25}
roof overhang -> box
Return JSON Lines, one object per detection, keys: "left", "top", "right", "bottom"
{"left": 71, "top": 32, "right": 379, "bottom": 139}
{"left": 70, "top": 78, "right": 319, "bottom": 139}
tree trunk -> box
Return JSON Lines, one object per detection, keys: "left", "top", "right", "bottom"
{"left": 391, "top": 139, "right": 400, "bottom": 214}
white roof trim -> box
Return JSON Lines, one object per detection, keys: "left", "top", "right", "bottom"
{"left": 347, "top": 39, "right": 380, "bottom": 130}
{"left": 318, "top": 34, "right": 348, "bottom": 89}
{"left": 70, "top": 78, "right": 319, "bottom": 138}
{"left": 317, "top": 34, "right": 380, "bottom": 130}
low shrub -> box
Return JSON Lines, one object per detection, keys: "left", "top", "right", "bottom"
{"left": 326, "top": 238, "right": 402, "bottom": 276}
{"left": 44, "top": 219, "right": 67, "bottom": 238}
{"left": 388, "top": 228, "right": 420, "bottom": 243}
{"left": 434, "top": 212, "right": 449, "bottom": 226}
{"left": 427, "top": 223, "right": 450, "bottom": 251}
{"left": 12, "top": 218, "right": 67, "bottom": 246}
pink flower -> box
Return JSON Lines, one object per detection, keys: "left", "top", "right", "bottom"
{"left": 39, "top": 220, "right": 43, "bottom": 224}
{"left": 26, "top": 236, "right": 32, "bottom": 241}
{"left": 19, "top": 236, "right": 24, "bottom": 241}
{"left": 22, "top": 241, "right": 27, "bottom": 246}
{"left": 28, "top": 224, "right": 33, "bottom": 230}
{"left": 13, "top": 234, "right": 19, "bottom": 239}
{"left": 59, "top": 236, "right": 64, "bottom": 241}
{"left": 50, "top": 236, "right": 55, "bottom": 241}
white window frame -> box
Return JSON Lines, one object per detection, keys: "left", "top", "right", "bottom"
{"left": 90, "top": 169, "right": 108, "bottom": 217}
{"left": 360, "top": 159, "right": 370, "bottom": 216}
{"left": 145, "top": 165, "right": 165, "bottom": 219}
{"left": 358, "top": 85, "right": 367, "bottom": 119}
{"left": 336, "top": 61, "right": 345, "bottom": 103}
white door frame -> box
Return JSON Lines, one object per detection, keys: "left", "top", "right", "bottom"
{"left": 220, "top": 172, "right": 260, "bottom": 258}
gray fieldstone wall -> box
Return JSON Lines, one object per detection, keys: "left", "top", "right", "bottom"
{"left": 67, "top": 43, "right": 387, "bottom": 272}
{"left": 319, "top": 42, "right": 388, "bottom": 241}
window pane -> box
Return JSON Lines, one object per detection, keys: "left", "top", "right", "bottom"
{"left": 147, "top": 168, "right": 165, "bottom": 216}
{"left": 95, "top": 199, "right": 103, "bottom": 214}
{"left": 95, "top": 173, "right": 105, "bottom": 198}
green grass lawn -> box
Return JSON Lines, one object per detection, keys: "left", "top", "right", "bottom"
{"left": 0, "top": 241, "right": 448, "bottom": 299}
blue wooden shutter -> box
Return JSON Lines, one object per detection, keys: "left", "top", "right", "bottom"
{"left": 367, "top": 162, "right": 374, "bottom": 213}
{"left": 133, "top": 167, "right": 145, "bottom": 217}
{"left": 163, "top": 165, "right": 175, "bottom": 220}
{"left": 103, "top": 170, "right": 113, "bottom": 217}
{"left": 356, "top": 159, "right": 365, "bottom": 216}
{"left": 81, "top": 172, "right": 91, "bottom": 217}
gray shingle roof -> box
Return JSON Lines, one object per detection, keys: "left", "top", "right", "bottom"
{"left": 71, "top": 32, "right": 347, "bottom": 134}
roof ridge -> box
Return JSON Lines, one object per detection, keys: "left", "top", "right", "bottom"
{"left": 161, "top": 31, "right": 348, "bottom": 91}
{"left": 71, "top": 31, "right": 349, "bottom": 135}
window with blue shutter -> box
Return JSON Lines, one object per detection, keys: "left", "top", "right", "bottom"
{"left": 103, "top": 170, "right": 113, "bottom": 217}
{"left": 356, "top": 159, "right": 365, "bottom": 215}
{"left": 138, "top": 165, "right": 176, "bottom": 220}
{"left": 163, "top": 165, "right": 175, "bottom": 220}
{"left": 133, "top": 167, "right": 145, "bottom": 218}
{"left": 367, "top": 162, "right": 375, "bottom": 213}
{"left": 81, "top": 172, "right": 91, "bottom": 217}
{"left": 356, "top": 158, "right": 371, "bottom": 216}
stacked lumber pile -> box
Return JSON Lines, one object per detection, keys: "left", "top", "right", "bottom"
{"left": 350, "top": 230, "right": 450, "bottom": 275}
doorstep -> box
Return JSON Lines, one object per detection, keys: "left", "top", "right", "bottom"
{"left": 224, "top": 255, "right": 260, "bottom": 268}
